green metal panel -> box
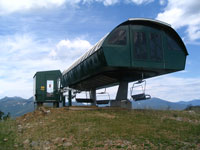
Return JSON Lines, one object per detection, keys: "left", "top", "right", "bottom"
{"left": 33, "top": 70, "right": 62, "bottom": 103}
{"left": 130, "top": 25, "right": 165, "bottom": 69}
{"left": 163, "top": 32, "right": 186, "bottom": 70}
{"left": 103, "top": 26, "right": 131, "bottom": 67}
{"left": 62, "top": 49, "right": 107, "bottom": 88}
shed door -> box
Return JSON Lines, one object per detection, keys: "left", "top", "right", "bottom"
{"left": 130, "top": 25, "right": 164, "bottom": 69}
{"left": 36, "top": 75, "right": 46, "bottom": 101}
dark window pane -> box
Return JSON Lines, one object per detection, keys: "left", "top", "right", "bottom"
{"left": 167, "top": 35, "right": 181, "bottom": 51}
{"left": 133, "top": 32, "right": 148, "bottom": 60}
{"left": 149, "top": 33, "right": 163, "bottom": 61}
{"left": 108, "top": 28, "right": 127, "bottom": 45}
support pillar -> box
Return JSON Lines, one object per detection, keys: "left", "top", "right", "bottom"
{"left": 90, "top": 89, "right": 96, "bottom": 106}
{"left": 37, "top": 102, "right": 43, "bottom": 107}
{"left": 62, "top": 95, "right": 66, "bottom": 107}
{"left": 53, "top": 102, "right": 59, "bottom": 108}
{"left": 110, "top": 81, "right": 132, "bottom": 109}
{"left": 115, "top": 81, "right": 128, "bottom": 101}
{"left": 68, "top": 90, "right": 72, "bottom": 107}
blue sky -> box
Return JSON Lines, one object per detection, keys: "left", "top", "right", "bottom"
{"left": 0, "top": 0, "right": 200, "bottom": 102}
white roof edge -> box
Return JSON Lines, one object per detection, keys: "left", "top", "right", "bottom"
{"left": 128, "top": 18, "right": 171, "bottom": 27}
{"left": 62, "top": 33, "right": 109, "bottom": 75}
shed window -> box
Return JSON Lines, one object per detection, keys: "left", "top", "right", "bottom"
{"left": 108, "top": 28, "right": 127, "bottom": 45}
{"left": 149, "top": 33, "right": 163, "bottom": 61}
{"left": 167, "top": 35, "right": 181, "bottom": 51}
{"left": 133, "top": 32, "right": 148, "bottom": 60}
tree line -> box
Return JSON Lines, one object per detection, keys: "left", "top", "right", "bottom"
{"left": 0, "top": 110, "right": 10, "bottom": 121}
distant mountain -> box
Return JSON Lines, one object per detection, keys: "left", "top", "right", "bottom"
{"left": 176, "top": 100, "right": 200, "bottom": 106}
{"left": 1, "top": 96, "right": 200, "bottom": 117}
{"left": 0, "top": 96, "right": 34, "bottom": 118}
{"left": 0, "top": 97, "right": 86, "bottom": 118}
{"left": 132, "top": 98, "right": 200, "bottom": 110}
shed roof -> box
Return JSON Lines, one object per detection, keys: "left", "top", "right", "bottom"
{"left": 33, "top": 70, "right": 61, "bottom": 78}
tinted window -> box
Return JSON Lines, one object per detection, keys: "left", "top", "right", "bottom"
{"left": 149, "top": 33, "right": 163, "bottom": 61}
{"left": 167, "top": 35, "right": 181, "bottom": 51}
{"left": 133, "top": 32, "right": 148, "bottom": 60}
{"left": 108, "top": 28, "right": 127, "bottom": 45}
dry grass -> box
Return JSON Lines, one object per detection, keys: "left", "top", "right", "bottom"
{"left": 1, "top": 107, "right": 200, "bottom": 149}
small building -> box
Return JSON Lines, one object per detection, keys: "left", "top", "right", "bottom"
{"left": 33, "top": 70, "right": 63, "bottom": 107}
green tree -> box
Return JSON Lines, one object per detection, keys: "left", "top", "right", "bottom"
{"left": 3, "top": 112, "right": 10, "bottom": 120}
{"left": 0, "top": 110, "right": 4, "bottom": 120}
{"left": 185, "top": 104, "right": 192, "bottom": 110}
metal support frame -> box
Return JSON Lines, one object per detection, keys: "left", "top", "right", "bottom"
{"left": 115, "top": 81, "right": 128, "bottom": 101}
{"left": 90, "top": 89, "right": 96, "bottom": 106}
{"left": 62, "top": 95, "right": 66, "bottom": 107}
{"left": 68, "top": 90, "right": 72, "bottom": 106}
{"left": 130, "top": 79, "right": 151, "bottom": 101}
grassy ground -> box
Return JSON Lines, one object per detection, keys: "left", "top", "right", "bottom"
{"left": 0, "top": 119, "right": 18, "bottom": 150}
{"left": 1, "top": 107, "right": 200, "bottom": 149}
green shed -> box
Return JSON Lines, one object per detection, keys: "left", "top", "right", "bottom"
{"left": 33, "top": 70, "right": 62, "bottom": 107}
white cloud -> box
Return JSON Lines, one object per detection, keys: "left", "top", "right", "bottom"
{"left": 0, "top": 0, "right": 120, "bottom": 15}
{"left": 99, "top": 0, "right": 119, "bottom": 6}
{"left": 146, "top": 75, "right": 200, "bottom": 102}
{"left": 83, "top": 0, "right": 119, "bottom": 6}
{"left": 126, "top": 0, "right": 154, "bottom": 5}
{"left": 0, "top": 33, "right": 51, "bottom": 98}
{"left": 159, "top": 0, "right": 165, "bottom": 5}
{"left": 0, "top": 0, "right": 155, "bottom": 15}
{"left": 50, "top": 39, "right": 92, "bottom": 60}
{"left": 0, "top": 33, "right": 92, "bottom": 98}
{"left": 0, "top": 0, "right": 70, "bottom": 15}
{"left": 157, "top": 0, "right": 200, "bottom": 41}
{"left": 84, "top": 0, "right": 155, "bottom": 6}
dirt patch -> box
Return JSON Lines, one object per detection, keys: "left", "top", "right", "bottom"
{"left": 68, "top": 106, "right": 99, "bottom": 111}
{"left": 95, "top": 112, "right": 116, "bottom": 119}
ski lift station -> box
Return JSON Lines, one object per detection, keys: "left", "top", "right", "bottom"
{"left": 33, "top": 18, "right": 188, "bottom": 108}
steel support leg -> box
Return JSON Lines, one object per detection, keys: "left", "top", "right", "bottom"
{"left": 68, "top": 90, "right": 72, "bottom": 107}
{"left": 115, "top": 81, "right": 128, "bottom": 101}
{"left": 90, "top": 89, "right": 96, "bottom": 106}
{"left": 62, "top": 95, "right": 66, "bottom": 107}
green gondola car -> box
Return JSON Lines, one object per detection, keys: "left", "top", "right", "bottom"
{"left": 62, "top": 18, "right": 188, "bottom": 91}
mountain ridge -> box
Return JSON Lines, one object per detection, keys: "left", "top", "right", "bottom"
{"left": 131, "top": 97, "right": 194, "bottom": 110}
{"left": 0, "top": 96, "right": 34, "bottom": 117}
{"left": 0, "top": 96, "right": 200, "bottom": 117}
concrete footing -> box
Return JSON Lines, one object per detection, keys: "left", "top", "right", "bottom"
{"left": 53, "top": 102, "right": 59, "bottom": 108}
{"left": 110, "top": 100, "right": 132, "bottom": 109}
